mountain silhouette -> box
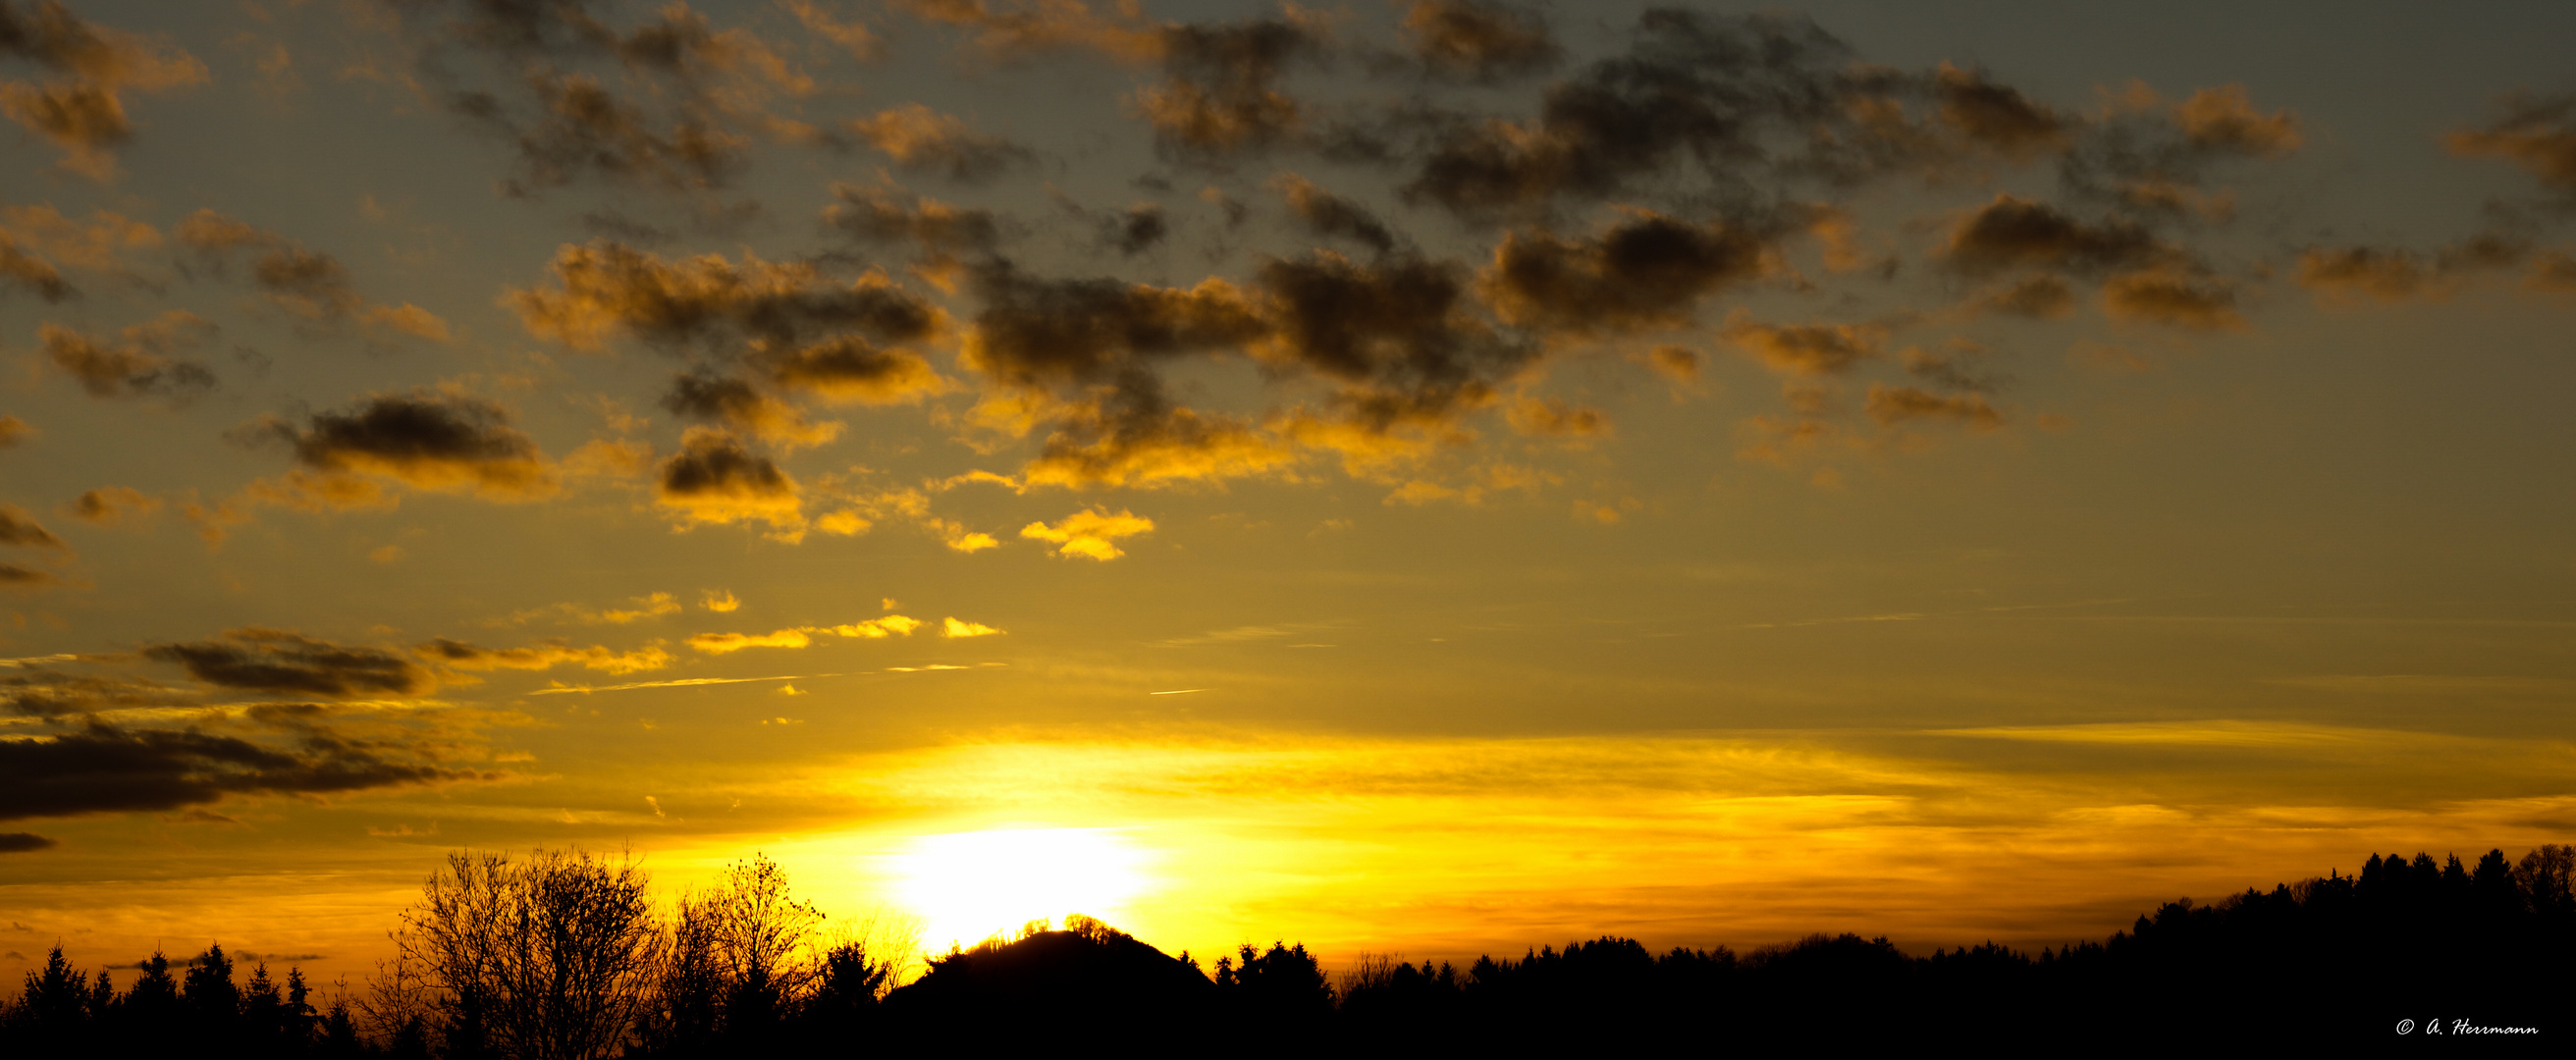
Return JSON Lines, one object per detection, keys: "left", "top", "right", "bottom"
{"left": 881, "top": 920, "right": 1215, "bottom": 1039}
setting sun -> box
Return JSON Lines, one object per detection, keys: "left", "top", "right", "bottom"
{"left": 891, "top": 827, "right": 1153, "bottom": 951}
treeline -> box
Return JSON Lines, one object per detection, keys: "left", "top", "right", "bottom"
{"left": 6, "top": 844, "right": 2569, "bottom": 1053}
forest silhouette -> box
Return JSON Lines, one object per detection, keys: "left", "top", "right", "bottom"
{"left": 5, "top": 842, "right": 2566, "bottom": 1053}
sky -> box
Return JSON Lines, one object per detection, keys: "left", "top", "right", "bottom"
{"left": 3, "top": 0, "right": 2575, "bottom": 982}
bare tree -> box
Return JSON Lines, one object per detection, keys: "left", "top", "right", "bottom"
{"left": 647, "top": 853, "right": 823, "bottom": 1048}
{"left": 396, "top": 848, "right": 664, "bottom": 1060}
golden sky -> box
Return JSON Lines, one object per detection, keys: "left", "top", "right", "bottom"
{"left": 4, "top": 0, "right": 2575, "bottom": 981}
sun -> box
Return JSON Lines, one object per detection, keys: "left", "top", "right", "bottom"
{"left": 890, "top": 827, "right": 1152, "bottom": 951}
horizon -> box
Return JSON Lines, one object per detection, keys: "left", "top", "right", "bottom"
{"left": 4, "top": 0, "right": 2574, "bottom": 989}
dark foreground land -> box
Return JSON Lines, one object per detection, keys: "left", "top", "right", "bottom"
{"left": 6, "top": 844, "right": 2568, "bottom": 1054}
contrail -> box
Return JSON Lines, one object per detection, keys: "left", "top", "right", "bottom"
{"left": 1148, "top": 688, "right": 1208, "bottom": 696}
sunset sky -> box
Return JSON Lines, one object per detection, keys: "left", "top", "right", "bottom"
{"left": 4, "top": 0, "right": 2575, "bottom": 982}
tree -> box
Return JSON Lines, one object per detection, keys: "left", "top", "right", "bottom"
{"left": 647, "top": 853, "right": 824, "bottom": 1053}
{"left": 397, "top": 847, "right": 665, "bottom": 1060}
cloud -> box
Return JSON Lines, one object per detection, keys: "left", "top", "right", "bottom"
{"left": 2101, "top": 269, "right": 2243, "bottom": 330}
{"left": 1402, "top": 0, "right": 1559, "bottom": 82}
{"left": 64, "top": 487, "right": 154, "bottom": 527}
{"left": 0, "top": 831, "right": 55, "bottom": 852}
{"left": 0, "top": 505, "right": 64, "bottom": 550}
{"left": 1722, "top": 312, "right": 1881, "bottom": 375}
{"left": 1932, "top": 62, "right": 2070, "bottom": 160}
{"left": 1941, "top": 194, "right": 2171, "bottom": 277}
{"left": 1255, "top": 250, "right": 1532, "bottom": 426}
{"left": 0, "top": 718, "right": 489, "bottom": 823}
{"left": 1392, "top": 12, "right": 1854, "bottom": 219}
{"left": 1481, "top": 211, "right": 1777, "bottom": 336}
{"left": 2295, "top": 236, "right": 2526, "bottom": 304}
{"left": 260, "top": 392, "right": 557, "bottom": 501}
{"left": 1277, "top": 175, "right": 1399, "bottom": 255}
{"left": 1643, "top": 344, "right": 1699, "bottom": 383}
{"left": 962, "top": 263, "right": 1266, "bottom": 389}
{"left": 0, "top": 563, "right": 55, "bottom": 588}
{"left": 141, "top": 628, "right": 433, "bottom": 698}
{"left": 846, "top": 104, "right": 1033, "bottom": 183}
{"left": 701, "top": 590, "right": 739, "bottom": 612}
{"left": 1020, "top": 374, "right": 1296, "bottom": 489}
{"left": 2445, "top": 93, "right": 2576, "bottom": 194}
{"left": 37, "top": 312, "right": 218, "bottom": 399}
{"left": 686, "top": 628, "right": 811, "bottom": 654}
{"left": 2173, "top": 84, "right": 2300, "bottom": 157}
{"left": 661, "top": 371, "right": 840, "bottom": 449}
{"left": 889, "top": 0, "right": 1162, "bottom": 64}
{"left": 1970, "top": 276, "right": 2077, "bottom": 319}
{"left": 0, "top": 231, "right": 72, "bottom": 301}
{"left": 1504, "top": 397, "right": 1608, "bottom": 438}
{"left": 824, "top": 614, "right": 921, "bottom": 639}
{"left": 941, "top": 616, "right": 1003, "bottom": 638}
{"left": 1100, "top": 203, "right": 1166, "bottom": 256}
{"left": 414, "top": 1, "right": 815, "bottom": 193}
{"left": 821, "top": 183, "right": 1002, "bottom": 269}
{"left": 0, "top": 415, "right": 31, "bottom": 448}
{"left": 173, "top": 210, "right": 447, "bottom": 335}
{"left": 1020, "top": 506, "right": 1154, "bottom": 560}
{"left": 413, "top": 638, "right": 673, "bottom": 675}
{"left": 1135, "top": 17, "right": 1321, "bottom": 158}
{"left": 0, "top": 0, "right": 208, "bottom": 177}
{"left": 655, "top": 427, "right": 803, "bottom": 534}
{"left": 1864, "top": 385, "right": 2004, "bottom": 431}
{"left": 510, "top": 240, "right": 942, "bottom": 352}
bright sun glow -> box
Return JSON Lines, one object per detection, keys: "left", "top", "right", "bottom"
{"left": 891, "top": 827, "right": 1151, "bottom": 951}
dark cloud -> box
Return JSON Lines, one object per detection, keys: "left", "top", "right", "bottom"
{"left": 2101, "top": 269, "right": 2242, "bottom": 330}
{"left": 761, "top": 335, "right": 946, "bottom": 405}
{"left": 0, "top": 415, "right": 30, "bottom": 448}
{"left": 511, "top": 240, "right": 942, "bottom": 353}
{"left": 2446, "top": 93, "right": 2576, "bottom": 195}
{"left": 1941, "top": 194, "right": 2171, "bottom": 277}
{"left": 846, "top": 104, "right": 1034, "bottom": 184}
{"left": 0, "top": 562, "right": 53, "bottom": 588}
{"left": 457, "top": 73, "right": 744, "bottom": 193}
{"left": 1255, "top": 251, "right": 1532, "bottom": 426}
{"left": 1723, "top": 314, "right": 1880, "bottom": 375}
{"left": 250, "top": 245, "right": 362, "bottom": 319}
{"left": 2057, "top": 85, "right": 2303, "bottom": 216}
{"left": 1136, "top": 18, "right": 1322, "bottom": 158}
{"left": 822, "top": 183, "right": 1002, "bottom": 261}
{"left": 1022, "top": 371, "right": 1290, "bottom": 489}
{"left": 1394, "top": 12, "right": 1852, "bottom": 219}
{"left": 961, "top": 262, "right": 1266, "bottom": 388}
{"left": 1865, "top": 384, "right": 2002, "bottom": 430}
{"left": 0, "top": 831, "right": 54, "bottom": 852}
{"left": 656, "top": 427, "right": 802, "bottom": 532}
{"left": 0, "top": 0, "right": 206, "bottom": 174}
{"left": 0, "top": 504, "right": 64, "bottom": 549}
{"left": 265, "top": 393, "right": 555, "bottom": 500}
{"left": 1279, "top": 175, "right": 1400, "bottom": 255}
{"left": 1480, "top": 210, "right": 1777, "bottom": 336}
{"left": 37, "top": 314, "right": 218, "bottom": 399}
{"left": 1970, "top": 276, "right": 2076, "bottom": 318}
{"left": 142, "top": 628, "right": 432, "bottom": 698}
{"left": 2173, "top": 84, "right": 2300, "bottom": 157}
{"left": 1932, "top": 63, "right": 2069, "bottom": 160}
{"left": 172, "top": 210, "right": 448, "bottom": 336}
{"left": 413, "top": 637, "right": 671, "bottom": 675}
{"left": 1, "top": 666, "right": 184, "bottom": 717}
{"left": 400, "top": 0, "right": 815, "bottom": 193}
{"left": 888, "top": 0, "right": 1162, "bottom": 64}
{"left": 1103, "top": 204, "right": 1167, "bottom": 256}
{"left": 0, "top": 232, "right": 73, "bottom": 300}
{"left": 1402, "top": 1, "right": 1559, "bottom": 83}
{"left": 0, "top": 718, "right": 486, "bottom": 823}
{"left": 659, "top": 371, "right": 836, "bottom": 448}
{"left": 63, "top": 486, "right": 156, "bottom": 526}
